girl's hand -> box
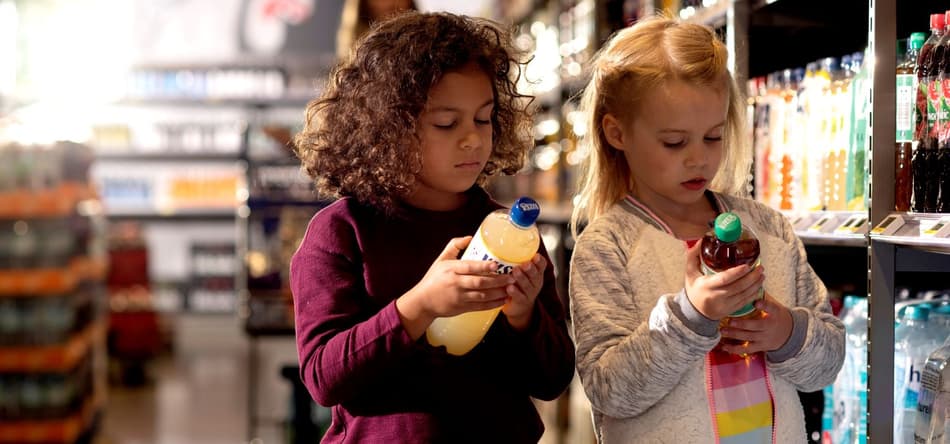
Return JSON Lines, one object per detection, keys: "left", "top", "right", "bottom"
{"left": 684, "top": 241, "right": 765, "bottom": 321}
{"left": 718, "top": 293, "right": 794, "bottom": 355}
{"left": 502, "top": 254, "right": 547, "bottom": 331}
{"left": 396, "top": 236, "right": 512, "bottom": 339}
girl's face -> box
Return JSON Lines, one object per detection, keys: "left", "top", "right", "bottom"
{"left": 408, "top": 62, "right": 494, "bottom": 211}
{"left": 603, "top": 78, "right": 728, "bottom": 216}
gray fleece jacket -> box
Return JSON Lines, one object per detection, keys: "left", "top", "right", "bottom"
{"left": 569, "top": 191, "right": 845, "bottom": 443}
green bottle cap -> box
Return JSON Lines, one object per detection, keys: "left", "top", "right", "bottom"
{"left": 910, "top": 32, "right": 927, "bottom": 50}
{"left": 714, "top": 212, "right": 742, "bottom": 243}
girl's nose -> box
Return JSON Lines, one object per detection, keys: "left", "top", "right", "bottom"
{"left": 684, "top": 142, "right": 707, "bottom": 168}
{"left": 460, "top": 130, "right": 481, "bottom": 150}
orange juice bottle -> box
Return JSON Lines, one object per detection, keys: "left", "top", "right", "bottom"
{"left": 700, "top": 212, "right": 765, "bottom": 348}
{"left": 426, "top": 197, "right": 541, "bottom": 355}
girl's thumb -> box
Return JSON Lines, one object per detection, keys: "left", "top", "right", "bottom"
{"left": 437, "top": 236, "right": 472, "bottom": 261}
{"left": 685, "top": 240, "right": 702, "bottom": 277}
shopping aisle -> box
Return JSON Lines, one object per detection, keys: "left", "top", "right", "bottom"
{"left": 97, "top": 314, "right": 289, "bottom": 444}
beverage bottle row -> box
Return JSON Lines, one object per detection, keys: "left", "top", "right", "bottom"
{"left": 897, "top": 11, "right": 950, "bottom": 213}
{"left": 0, "top": 285, "right": 104, "bottom": 347}
{"left": 0, "top": 357, "right": 92, "bottom": 421}
{"left": 822, "top": 295, "right": 868, "bottom": 444}
{"left": 748, "top": 50, "right": 869, "bottom": 212}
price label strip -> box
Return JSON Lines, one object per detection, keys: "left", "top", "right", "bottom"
{"left": 834, "top": 215, "right": 869, "bottom": 235}
{"left": 808, "top": 214, "right": 837, "bottom": 233}
{"left": 921, "top": 216, "right": 950, "bottom": 238}
{"left": 870, "top": 214, "right": 905, "bottom": 236}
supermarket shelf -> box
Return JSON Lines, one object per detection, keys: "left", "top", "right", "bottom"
{"left": 0, "top": 392, "right": 102, "bottom": 444}
{"left": 0, "top": 186, "right": 99, "bottom": 220}
{"left": 246, "top": 197, "right": 329, "bottom": 209}
{"left": 95, "top": 152, "right": 242, "bottom": 162}
{"left": 785, "top": 210, "right": 870, "bottom": 248}
{"left": 0, "top": 319, "right": 106, "bottom": 373}
{"left": 868, "top": 213, "right": 950, "bottom": 254}
{"left": 797, "top": 232, "right": 867, "bottom": 247}
{"left": 105, "top": 208, "right": 237, "bottom": 219}
{"left": 0, "top": 257, "right": 108, "bottom": 297}
{"left": 117, "top": 95, "right": 313, "bottom": 109}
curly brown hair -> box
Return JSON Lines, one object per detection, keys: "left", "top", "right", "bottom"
{"left": 294, "top": 11, "right": 534, "bottom": 214}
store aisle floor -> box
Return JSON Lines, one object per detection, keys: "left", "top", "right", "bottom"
{"left": 97, "top": 314, "right": 287, "bottom": 444}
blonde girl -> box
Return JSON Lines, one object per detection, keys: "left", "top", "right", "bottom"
{"left": 568, "top": 16, "right": 844, "bottom": 443}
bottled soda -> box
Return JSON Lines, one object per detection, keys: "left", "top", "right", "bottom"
{"left": 897, "top": 33, "right": 926, "bottom": 211}
{"left": 938, "top": 10, "right": 950, "bottom": 213}
{"left": 426, "top": 197, "right": 541, "bottom": 356}
{"left": 913, "top": 14, "right": 947, "bottom": 213}
{"left": 700, "top": 212, "right": 763, "bottom": 348}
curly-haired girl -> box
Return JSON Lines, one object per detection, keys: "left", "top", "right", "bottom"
{"left": 290, "top": 11, "right": 575, "bottom": 443}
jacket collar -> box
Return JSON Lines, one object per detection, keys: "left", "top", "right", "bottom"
{"left": 620, "top": 190, "right": 730, "bottom": 237}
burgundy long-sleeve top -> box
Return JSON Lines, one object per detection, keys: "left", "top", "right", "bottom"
{"left": 289, "top": 187, "right": 576, "bottom": 443}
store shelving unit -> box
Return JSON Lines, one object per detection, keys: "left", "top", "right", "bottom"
{"left": 0, "top": 143, "right": 108, "bottom": 444}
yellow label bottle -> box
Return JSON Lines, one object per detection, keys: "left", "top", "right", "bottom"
{"left": 425, "top": 197, "right": 541, "bottom": 356}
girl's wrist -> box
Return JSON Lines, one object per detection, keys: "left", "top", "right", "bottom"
{"left": 395, "top": 289, "right": 435, "bottom": 340}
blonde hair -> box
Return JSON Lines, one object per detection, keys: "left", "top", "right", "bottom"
{"left": 570, "top": 16, "right": 751, "bottom": 236}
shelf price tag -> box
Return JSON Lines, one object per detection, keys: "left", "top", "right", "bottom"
{"left": 834, "top": 215, "right": 869, "bottom": 235}
{"left": 921, "top": 216, "right": 950, "bottom": 238}
{"left": 808, "top": 214, "right": 837, "bottom": 233}
{"left": 870, "top": 214, "right": 905, "bottom": 236}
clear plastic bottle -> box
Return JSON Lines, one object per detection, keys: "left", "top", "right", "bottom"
{"left": 914, "top": 336, "right": 950, "bottom": 444}
{"left": 700, "top": 212, "right": 763, "bottom": 348}
{"left": 895, "top": 305, "right": 944, "bottom": 444}
{"left": 426, "top": 197, "right": 541, "bottom": 356}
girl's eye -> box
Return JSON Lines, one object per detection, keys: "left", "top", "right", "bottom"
{"left": 434, "top": 122, "right": 457, "bottom": 129}
{"left": 662, "top": 140, "right": 685, "bottom": 148}
{"left": 704, "top": 136, "right": 723, "bottom": 143}
{"left": 475, "top": 119, "right": 491, "bottom": 126}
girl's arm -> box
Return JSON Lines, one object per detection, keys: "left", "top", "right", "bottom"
{"left": 763, "top": 215, "right": 845, "bottom": 391}
{"left": 291, "top": 213, "right": 418, "bottom": 407}
{"left": 496, "top": 248, "right": 576, "bottom": 401}
{"left": 569, "top": 230, "right": 719, "bottom": 418}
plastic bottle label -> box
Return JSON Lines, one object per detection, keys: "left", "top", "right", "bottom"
{"left": 462, "top": 230, "right": 517, "bottom": 275}
{"left": 896, "top": 74, "right": 915, "bottom": 142}
{"left": 701, "top": 259, "right": 762, "bottom": 317}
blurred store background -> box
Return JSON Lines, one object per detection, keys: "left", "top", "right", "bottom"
{"left": 0, "top": 0, "right": 948, "bottom": 443}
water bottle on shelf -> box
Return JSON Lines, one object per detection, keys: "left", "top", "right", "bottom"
{"left": 915, "top": 335, "right": 950, "bottom": 444}
{"left": 895, "top": 305, "right": 944, "bottom": 443}
{"left": 426, "top": 197, "right": 541, "bottom": 356}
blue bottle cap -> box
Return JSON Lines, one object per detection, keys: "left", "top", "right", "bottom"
{"left": 905, "top": 305, "right": 931, "bottom": 321}
{"left": 510, "top": 197, "right": 540, "bottom": 228}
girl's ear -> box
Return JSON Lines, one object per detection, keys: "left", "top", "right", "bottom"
{"left": 602, "top": 113, "right": 628, "bottom": 151}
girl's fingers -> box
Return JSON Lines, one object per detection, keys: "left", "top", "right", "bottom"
{"left": 511, "top": 268, "right": 532, "bottom": 290}
{"left": 684, "top": 242, "right": 703, "bottom": 280}
{"left": 710, "top": 263, "right": 760, "bottom": 288}
{"left": 463, "top": 289, "right": 508, "bottom": 304}
{"left": 437, "top": 236, "right": 472, "bottom": 261}
{"left": 506, "top": 283, "right": 526, "bottom": 301}
{"left": 458, "top": 274, "right": 513, "bottom": 290}
{"left": 454, "top": 260, "right": 499, "bottom": 275}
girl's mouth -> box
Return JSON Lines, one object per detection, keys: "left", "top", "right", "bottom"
{"left": 682, "top": 178, "right": 707, "bottom": 190}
